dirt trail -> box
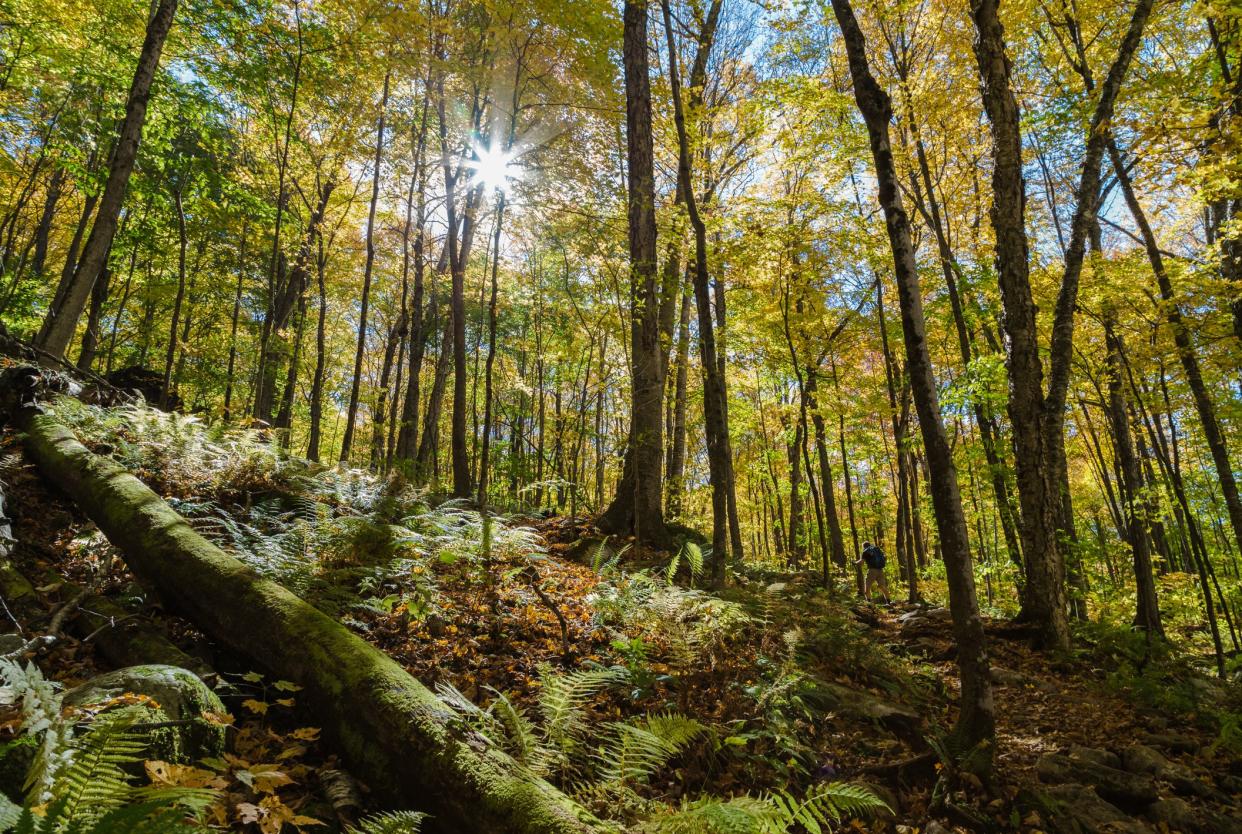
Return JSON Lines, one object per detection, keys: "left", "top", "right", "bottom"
{"left": 865, "top": 602, "right": 1241, "bottom": 832}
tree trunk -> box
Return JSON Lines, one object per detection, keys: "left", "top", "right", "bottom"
{"left": 223, "top": 221, "right": 248, "bottom": 422}
{"left": 832, "top": 0, "right": 995, "bottom": 766}
{"left": 160, "top": 187, "right": 188, "bottom": 409}
{"left": 16, "top": 408, "right": 605, "bottom": 834}
{"left": 341, "top": 69, "right": 390, "bottom": 463}
{"left": 665, "top": 279, "right": 692, "bottom": 518}
{"left": 395, "top": 88, "right": 431, "bottom": 464}
{"left": 307, "top": 234, "right": 329, "bottom": 462}
{"left": 36, "top": 0, "right": 178, "bottom": 358}
{"left": 1103, "top": 312, "right": 1163, "bottom": 634}
{"left": 968, "top": 0, "right": 1154, "bottom": 649}
{"left": 1107, "top": 139, "right": 1242, "bottom": 565}
{"left": 807, "top": 370, "right": 847, "bottom": 571}
{"left": 598, "top": 0, "right": 669, "bottom": 547}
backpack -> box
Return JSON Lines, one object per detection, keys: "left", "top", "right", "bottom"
{"left": 863, "top": 546, "right": 886, "bottom": 570}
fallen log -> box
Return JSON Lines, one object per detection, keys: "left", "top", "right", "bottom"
{"left": 16, "top": 407, "right": 608, "bottom": 834}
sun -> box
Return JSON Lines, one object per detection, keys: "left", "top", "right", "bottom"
{"left": 467, "top": 142, "right": 517, "bottom": 194}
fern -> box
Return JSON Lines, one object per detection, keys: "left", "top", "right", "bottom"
{"left": 642, "top": 783, "right": 887, "bottom": 834}
{"left": 347, "top": 810, "right": 428, "bottom": 834}
{"left": 537, "top": 666, "right": 626, "bottom": 757}
{"left": 641, "top": 795, "right": 783, "bottom": 834}
{"left": 486, "top": 691, "right": 540, "bottom": 768}
{"left": 51, "top": 708, "right": 148, "bottom": 825}
{"left": 595, "top": 713, "right": 706, "bottom": 786}
{"left": 0, "top": 660, "right": 71, "bottom": 805}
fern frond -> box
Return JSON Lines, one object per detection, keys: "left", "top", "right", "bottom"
{"left": 347, "top": 810, "right": 428, "bottom": 833}
{"left": 641, "top": 795, "right": 780, "bottom": 834}
{"left": 486, "top": 692, "right": 540, "bottom": 768}
{"left": 596, "top": 713, "right": 707, "bottom": 786}
{"left": 51, "top": 707, "right": 147, "bottom": 825}
{"left": 538, "top": 666, "right": 626, "bottom": 753}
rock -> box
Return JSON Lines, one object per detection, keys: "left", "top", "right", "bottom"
{"left": 64, "top": 664, "right": 225, "bottom": 763}
{"left": 1162, "top": 763, "right": 1210, "bottom": 798}
{"left": 923, "top": 821, "right": 951, "bottom": 834}
{"left": 1036, "top": 752, "right": 1158, "bottom": 807}
{"left": 1039, "top": 783, "right": 1153, "bottom": 834}
{"left": 1069, "top": 745, "right": 1122, "bottom": 770}
{"left": 1121, "top": 744, "right": 1169, "bottom": 775}
{"left": 989, "top": 665, "right": 1025, "bottom": 686}
{"left": 1138, "top": 733, "right": 1199, "bottom": 754}
{"left": 924, "top": 607, "right": 952, "bottom": 621}
{"left": 813, "top": 681, "right": 923, "bottom": 743}
{"left": 899, "top": 616, "right": 931, "bottom": 631}
{"left": 1146, "top": 797, "right": 1195, "bottom": 831}
{"left": 0, "top": 735, "right": 38, "bottom": 802}
{"left": 1120, "top": 744, "right": 1209, "bottom": 797}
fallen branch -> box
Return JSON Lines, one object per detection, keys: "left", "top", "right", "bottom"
{"left": 16, "top": 406, "right": 607, "bottom": 834}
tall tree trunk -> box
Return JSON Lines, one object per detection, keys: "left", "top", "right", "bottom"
{"left": 77, "top": 262, "right": 111, "bottom": 373}
{"left": 341, "top": 69, "right": 390, "bottom": 463}
{"left": 105, "top": 242, "right": 139, "bottom": 375}
{"left": 661, "top": 0, "right": 729, "bottom": 578}
{"left": 396, "top": 91, "right": 432, "bottom": 464}
{"left": 478, "top": 193, "right": 506, "bottom": 506}
{"left": 223, "top": 221, "right": 248, "bottom": 422}
{"left": 968, "top": 0, "right": 1154, "bottom": 649}
{"left": 807, "top": 369, "right": 847, "bottom": 571}
{"left": 598, "top": 0, "right": 669, "bottom": 547}
{"left": 1108, "top": 139, "right": 1242, "bottom": 563}
{"left": 833, "top": 0, "right": 994, "bottom": 765}
{"left": 416, "top": 318, "right": 453, "bottom": 484}
{"left": 253, "top": 9, "right": 304, "bottom": 421}
{"left": 307, "top": 233, "right": 329, "bottom": 462}
{"left": 160, "top": 187, "right": 188, "bottom": 408}
{"left": 1103, "top": 312, "right": 1163, "bottom": 634}
{"left": 36, "top": 0, "right": 178, "bottom": 358}
{"left": 28, "top": 166, "right": 64, "bottom": 283}
{"left": 665, "top": 279, "right": 692, "bottom": 517}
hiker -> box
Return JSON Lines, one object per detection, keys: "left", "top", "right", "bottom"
{"left": 857, "top": 541, "right": 890, "bottom": 604}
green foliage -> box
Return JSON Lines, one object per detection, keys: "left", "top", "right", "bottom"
{"left": 0, "top": 658, "right": 215, "bottom": 834}
{"left": 591, "top": 571, "right": 752, "bottom": 672}
{"left": 346, "top": 810, "right": 427, "bottom": 834}
{"left": 639, "top": 782, "right": 888, "bottom": 834}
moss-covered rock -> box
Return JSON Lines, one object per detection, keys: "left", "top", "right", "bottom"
{"left": 64, "top": 665, "right": 226, "bottom": 763}
{"left": 0, "top": 735, "right": 38, "bottom": 802}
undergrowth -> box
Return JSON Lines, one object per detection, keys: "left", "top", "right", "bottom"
{"left": 48, "top": 399, "right": 892, "bottom": 831}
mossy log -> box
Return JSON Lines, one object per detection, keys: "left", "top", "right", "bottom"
{"left": 17, "top": 409, "right": 607, "bottom": 834}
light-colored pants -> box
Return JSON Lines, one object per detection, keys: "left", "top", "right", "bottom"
{"left": 865, "top": 567, "right": 889, "bottom": 600}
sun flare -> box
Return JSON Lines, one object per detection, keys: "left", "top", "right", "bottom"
{"left": 467, "top": 142, "right": 516, "bottom": 194}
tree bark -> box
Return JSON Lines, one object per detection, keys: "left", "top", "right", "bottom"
{"left": 969, "top": 0, "right": 1154, "bottom": 649}
{"left": 1103, "top": 312, "right": 1162, "bottom": 634}
{"left": 661, "top": 0, "right": 729, "bottom": 580}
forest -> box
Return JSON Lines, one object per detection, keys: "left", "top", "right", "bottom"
{"left": 0, "top": 0, "right": 1239, "bottom": 831}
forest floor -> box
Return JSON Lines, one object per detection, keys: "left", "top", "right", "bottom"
{"left": 0, "top": 393, "right": 1240, "bottom": 832}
